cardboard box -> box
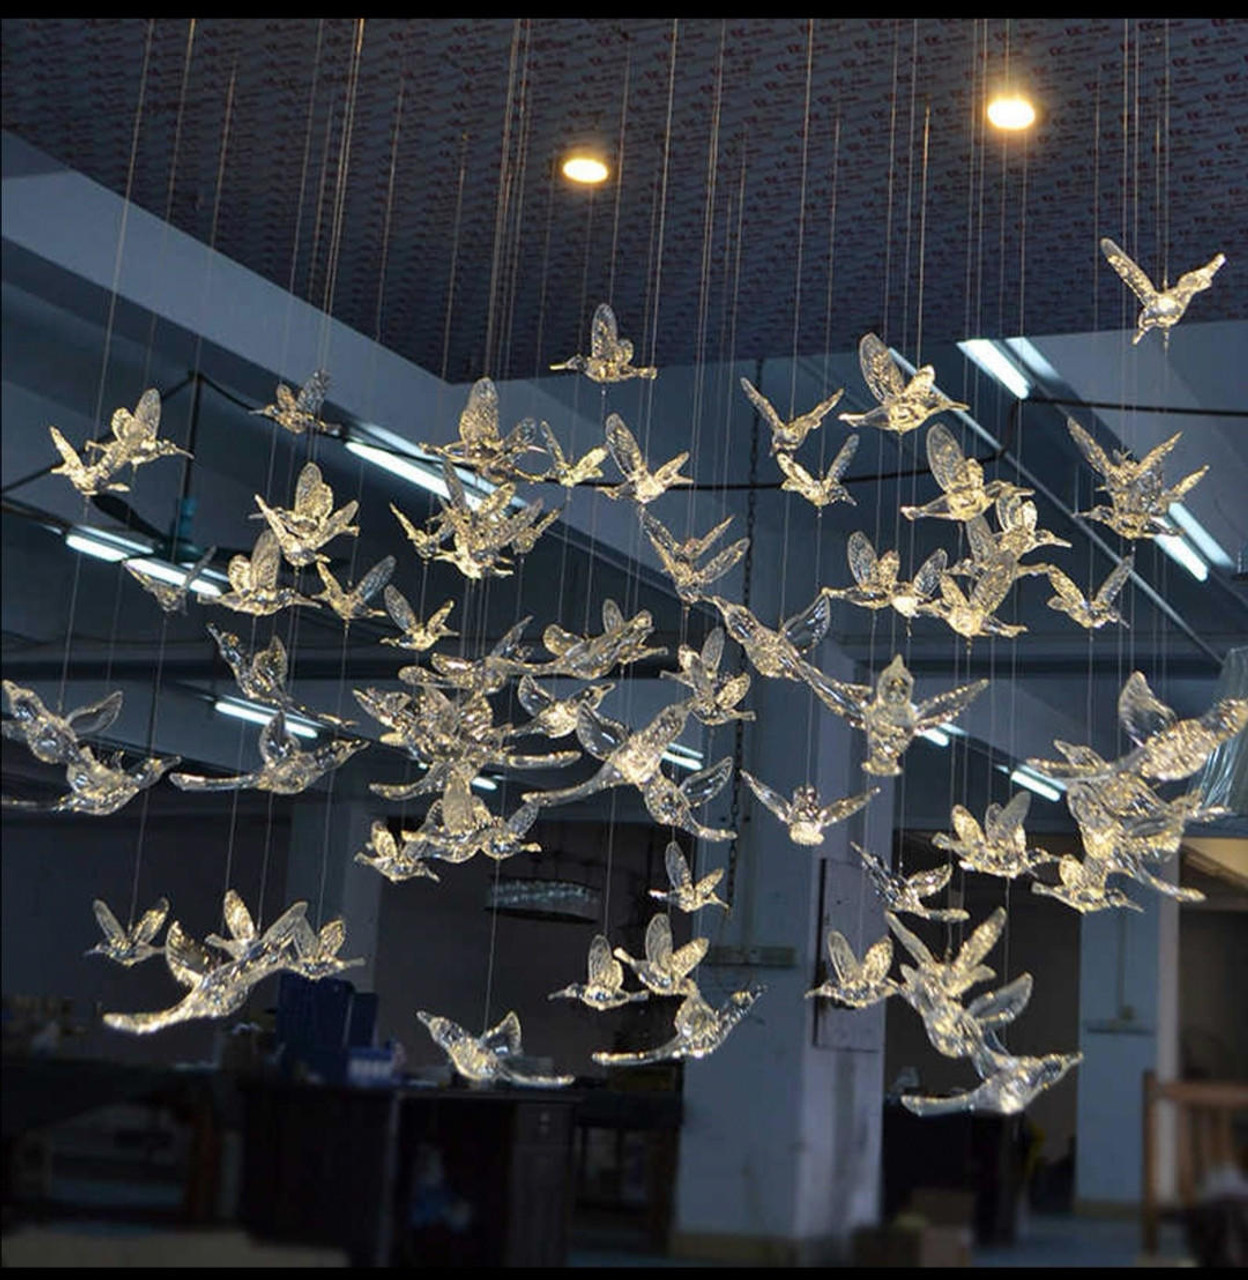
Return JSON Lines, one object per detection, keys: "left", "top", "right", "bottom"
{"left": 853, "top": 1222, "right": 973, "bottom": 1268}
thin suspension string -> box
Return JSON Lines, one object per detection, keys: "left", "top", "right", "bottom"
{"left": 499, "top": 20, "right": 535, "bottom": 382}
{"left": 482, "top": 19, "right": 523, "bottom": 379}
{"left": 57, "top": 20, "right": 156, "bottom": 717}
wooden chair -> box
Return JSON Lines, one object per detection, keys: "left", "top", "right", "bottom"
{"left": 1141, "top": 1071, "right": 1248, "bottom": 1254}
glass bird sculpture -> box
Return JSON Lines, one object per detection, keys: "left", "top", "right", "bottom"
{"left": 806, "top": 932, "right": 899, "bottom": 1008}
{"left": 774, "top": 436, "right": 860, "bottom": 509}
{"left": 354, "top": 819, "right": 442, "bottom": 883}
{"left": 1118, "top": 670, "right": 1248, "bottom": 784}
{"left": 813, "top": 654, "right": 988, "bottom": 777}
{"left": 314, "top": 556, "right": 395, "bottom": 623}
{"left": 56, "top": 387, "right": 191, "bottom": 496}
{"left": 421, "top": 378, "right": 546, "bottom": 484}
{"left": 902, "top": 424, "right": 1032, "bottom": 524}
{"left": 984, "top": 494, "right": 1072, "bottom": 566}
{"left": 642, "top": 756, "right": 736, "bottom": 843}
{"left": 124, "top": 545, "right": 218, "bottom": 615}
{"left": 516, "top": 675, "right": 615, "bottom": 739}
{"left": 252, "top": 369, "right": 337, "bottom": 436}
{"left": 406, "top": 616, "right": 537, "bottom": 696}
{"left": 919, "top": 562, "right": 1026, "bottom": 641}
{"left": 381, "top": 587, "right": 457, "bottom": 652}
{"left": 287, "top": 916, "right": 366, "bottom": 980}
{"left": 709, "top": 592, "right": 839, "bottom": 707}
{"left": 1030, "top": 853, "right": 1143, "bottom": 914}
{"left": 551, "top": 302, "right": 658, "bottom": 384}
{"left": 1066, "top": 418, "right": 1207, "bottom": 540}
{"left": 170, "top": 711, "right": 367, "bottom": 796}
{"left": 1100, "top": 238, "right": 1226, "bottom": 346}
{"left": 2, "top": 681, "right": 123, "bottom": 766}
{"left": 533, "top": 599, "right": 666, "bottom": 680}
{"left": 204, "top": 890, "right": 304, "bottom": 961}
{"left": 931, "top": 792, "right": 1055, "bottom": 880}
{"left": 1044, "top": 557, "right": 1133, "bottom": 630}
{"left": 210, "top": 529, "right": 320, "bottom": 616}
{"left": 418, "top": 774, "right": 543, "bottom": 865}
{"left": 659, "top": 627, "right": 754, "bottom": 726}
{"left": 104, "top": 896, "right": 312, "bottom": 1034}
{"left": 613, "top": 913, "right": 708, "bottom": 998}
{"left": 251, "top": 462, "right": 359, "bottom": 567}
{"left": 945, "top": 512, "right": 1059, "bottom": 589}
{"left": 741, "top": 771, "right": 879, "bottom": 847}
{"left": 824, "top": 532, "right": 947, "bottom": 620}
{"left": 886, "top": 909, "right": 1000, "bottom": 1003}
{"left": 901, "top": 1039, "right": 1083, "bottom": 1118}
{"left": 640, "top": 511, "right": 749, "bottom": 605}
{"left": 738, "top": 376, "right": 844, "bottom": 455}
{"left": 524, "top": 701, "right": 691, "bottom": 810}
{"left": 839, "top": 333, "right": 969, "bottom": 437}
{"left": 602, "top": 415, "right": 692, "bottom": 504}
{"left": 856, "top": 845, "right": 970, "bottom": 922}
{"left": 593, "top": 983, "right": 764, "bottom": 1066}
{"left": 538, "top": 421, "right": 610, "bottom": 487}
{"left": 649, "top": 841, "right": 728, "bottom": 913}
{"left": 86, "top": 897, "right": 169, "bottom": 966}
{"left": 48, "top": 427, "right": 129, "bottom": 496}
{"left": 416, "top": 1010, "right": 574, "bottom": 1087}
{"left": 549, "top": 934, "right": 651, "bottom": 1010}
{"left": 3, "top": 745, "right": 179, "bottom": 817}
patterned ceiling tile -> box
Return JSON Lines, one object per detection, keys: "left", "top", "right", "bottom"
{"left": 4, "top": 18, "right": 1245, "bottom": 382}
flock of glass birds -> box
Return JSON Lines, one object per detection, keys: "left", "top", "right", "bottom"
{"left": 4, "top": 236, "right": 1244, "bottom": 1116}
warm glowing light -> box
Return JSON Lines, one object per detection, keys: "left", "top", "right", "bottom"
{"left": 561, "top": 153, "right": 609, "bottom": 185}
{"left": 987, "top": 95, "right": 1036, "bottom": 131}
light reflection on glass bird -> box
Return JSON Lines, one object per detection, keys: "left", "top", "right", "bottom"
{"left": 856, "top": 845, "right": 969, "bottom": 922}
{"left": 416, "top": 1009, "right": 574, "bottom": 1087}
{"left": 1100, "top": 238, "right": 1225, "bottom": 346}
{"left": 592, "top": 983, "right": 764, "bottom": 1066}
{"left": 86, "top": 897, "right": 169, "bottom": 967}
{"left": 648, "top": 841, "right": 728, "bottom": 913}
{"left": 549, "top": 934, "right": 651, "bottom": 1010}
{"left": 741, "top": 771, "right": 878, "bottom": 847}
{"left": 805, "top": 932, "right": 900, "bottom": 1008}
{"left": 252, "top": 369, "right": 338, "bottom": 436}
{"left": 739, "top": 376, "right": 844, "bottom": 454}
{"left": 603, "top": 415, "right": 692, "bottom": 504}
{"left": 838, "top": 333, "right": 969, "bottom": 437}
{"left": 551, "top": 303, "right": 658, "bottom": 384}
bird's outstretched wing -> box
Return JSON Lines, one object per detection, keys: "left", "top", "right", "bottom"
{"left": 1100, "top": 238, "right": 1158, "bottom": 306}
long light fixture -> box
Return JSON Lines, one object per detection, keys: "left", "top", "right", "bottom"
{"left": 65, "top": 527, "right": 225, "bottom": 596}
{"left": 919, "top": 722, "right": 968, "bottom": 749}
{"left": 213, "top": 697, "right": 319, "bottom": 739}
{"left": 958, "top": 338, "right": 1032, "bottom": 400}
{"left": 345, "top": 430, "right": 502, "bottom": 511}
{"left": 662, "top": 743, "right": 704, "bottom": 772}
{"left": 1156, "top": 530, "right": 1209, "bottom": 582}
{"left": 1006, "top": 764, "right": 1064, "bottom": 804}
{"left": 1168, "top": 503, "right": 1232, "bottom": 570}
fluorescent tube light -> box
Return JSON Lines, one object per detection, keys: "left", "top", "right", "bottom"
{"left": 346, "top": 438, "right": 493, "bottom": 510}
{"left": 1004, "top": 336, "right": 1063, "bottom": 387}
{"left": 1155, "top": 532, "right": 1209, "bottom": 582}
{"left": 213, "top": 698, "right": 319, "bottom": 739}
{"left": 1008, "top": 766, "right": 1063, "bottom": 804}
{"left": 65, "top": 527, "right": 152, "bottom": 562}
{"left": 471, "top": 775, "right": 498, "bottom": 792}
{"left": 662, "top": 744, "right": 704, "bottom": 772}
{"left": 919, "top": 727, "right": 951, "bottom": 748}
{"left": 959, "top": 338, "right": 1032, "bottom": 400}
{"left": 1167, "top": 503, "right": 1232, "bottom": 570}
{"left": 125, "top": 556, "right": 223, "bottom": 598}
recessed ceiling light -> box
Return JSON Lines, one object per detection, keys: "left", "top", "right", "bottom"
{"left": 561, "top": 151, "right": 610, "bottom": 185}
{"left": 987, "top": 94, "right": 1037, "bottom": 131}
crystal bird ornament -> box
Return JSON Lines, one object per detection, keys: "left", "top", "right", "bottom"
{"left": 48, "top": 427, "right": 129, "bottom": 496}
{"left": 640, "top": 511, "right": 749, "bottom": 604}
{"left": 1, "top": 681, "right": 123, "bottom": 765}
{"left": 709, "top": 592, "right": 839, "bottom": 707}
{"left": 535, "top": 598, "right": 666, "bottom": 680}
{"left": 551, "top": 302, "right": 658, "bottom": 383}
{"left": 838, "top": 333, "right": 969, "bottom": 437}
{"left": 86, "top": 897, "right": 169, "bottom": 966}
{"left": 1100, "top": 238, "right": 1226, "bottom": 346}
{"left": 170, "top": 711, "right": 367, "bottom": 795}
{"left": 380, "top": 587, "right": 457, "bottom": 652}
{"left": 549, "top": 934, "right": 651, "bottom": 1010}
{"left": 823, "top": 532, "right": 947, "bottom": 620}
{"left": 124, "top": 545, "right": 218, "bottom": 615}
{"left": 1044, "top": 557, "right": 1134, "bottom": 630}
{"left": 900, "top": 1040, "right": 1083, "bottom": 1118}
{"left": 416, "top": 1010, "right": 574, "bottom": 1087}
{"left": 537, "top": 421, "right": 610, "bottom": 487}
{"left": 421, "top": 378, "right": 547, "bottom": 483}
{"left": 856, "top": 845, "right": 970, "bottom": 921}
{"left": 286, "top": 916, "right": 366, "bottom": 980}
{"left": 86, "top": 388, "right": 191, "bottom": 481}
{"left": 931, "top": 792, "right": 1055, "bottom": 879}
{"left": 738, "top": 376, "right": 844, "bottom": 454}
{"left": 602, "top": 414, "right": 692, "bottom": 504}
{"left": 353, "top": 820, "right": 442, "bottom": 883}
{"left": 805, "top": 932, "right": 900, "bottom": 1008}
{"left": 516, "top": 675, "right": 615, "bottom": 739}
{"left": 1116, "top": 670, "right": 1248, "bottom": 783}
{"left": 592, "top": 983, "right": 764, "bottom": 1066}
{"left": 902, "top": 424, "right": 1032, "bottom": 523}
{"left": 988, "top": 494, "right": 1072, "bottom": 566}
{"left": 775, "top": 436, "right": 860, "bottom": 509}
{"left": 613, "top": 913, "right": 708, "bottom": 998}
{"left": 642, "top": 756, "right": 737, "bottom": 843}
{"left": 740, "top": 771, "right": 878, "bottom": 847}
{"left": 104, "top": 898, "right": 312, "bottom": 1034}
{"left": 524, "top": 701, "right": 691, "bottom": 810}
{"left": 813, "top": 654, "right": 988, "bottom": 777}
{"left": 4, "top": 746, "right": 180, "bottom": 817}
{"left": 211, "top": 530, "right": 320, "bottom": 616}
{"left": 1066, "top": 418, "right": 1207, "bottom": 540}
{"left": 314, "top": 556, "right": 395, "bottom": 623}
{"left": 252, "top": 369, "right": 337, "bottom": 436}
{"left": 886, "top": 909, "right": 1000, "bottom": 1003}
{"left": 659, "top": 627, "right": 754, "bottom": 726}
{"left": 919, "top": 562, "right": 1026, "bottom": 641}
{"left": 1030, "top": 853, "right": 1143, "bottom": 914}
{"left": 410, "top": 616, "right": 537, "bottom": 696}
{"left": 251, "top": 462, "right": 359, "bottom": 567}
{"left": 648, "top": 841, "right": 729, "bottom": 913}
